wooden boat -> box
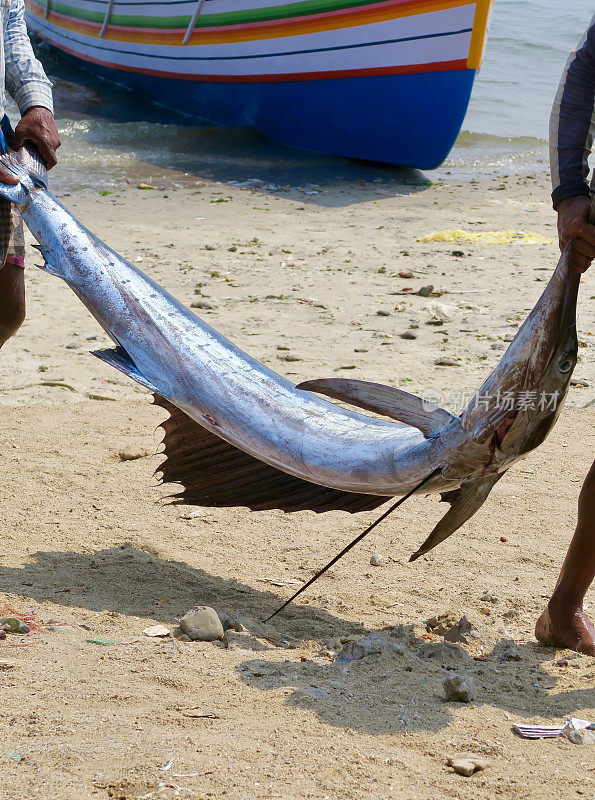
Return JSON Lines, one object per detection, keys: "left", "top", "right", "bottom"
{"left": 25, "top": 0, "right": 492, "bottom": 168}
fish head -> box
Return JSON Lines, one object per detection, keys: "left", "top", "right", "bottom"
{"left": 457, "top": 246, "right": 579, "bottom": 470}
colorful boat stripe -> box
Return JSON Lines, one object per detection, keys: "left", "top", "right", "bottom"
{"left": 29, "top": 5, "right": 473, "bottom": 75}
{"left": 28, "top": 0, "right": 476, "bottom": 46}
{"left": 28, "top": 0, "right": 471, "bottom": 29}
{"left": 31, "top": 24, "right": 468, "bottom": 81}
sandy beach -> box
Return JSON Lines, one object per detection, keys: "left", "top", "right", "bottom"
{"left": 1, "top": 160, "right": 594, "bottom": 800}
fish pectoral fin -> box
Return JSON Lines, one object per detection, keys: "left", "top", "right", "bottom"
{"left": 297, "top": 378, "right": 454, "bottom": 437}
{"left": 153, "top": 394, "right": 390, "bottom": 514}
{"left": 92, "top": 345, "right": 158, "bottom": 392}
{"left": 409, "top": 472, "right": 503, "bottom": 561}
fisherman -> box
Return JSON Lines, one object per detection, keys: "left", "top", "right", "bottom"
{"left": 0, "top": 0, "right": 60, "bottom": 348}
{"left": 535, "top": 19, "right": 595, "bottom": 656}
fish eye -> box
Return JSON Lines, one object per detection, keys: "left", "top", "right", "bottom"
{"left": 559, "top": 352, "right": 576, "bottom": 374}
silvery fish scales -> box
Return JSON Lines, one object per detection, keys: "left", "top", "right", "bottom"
{"left": 0, "top": 147, "right": 580, "bottom": 559}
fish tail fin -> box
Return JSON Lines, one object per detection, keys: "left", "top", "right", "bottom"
{"left": 0, "top": 146, "right": 47, "bottom": 203}
{"left": 409, "top": 472, "right": 503, "bottom": 561}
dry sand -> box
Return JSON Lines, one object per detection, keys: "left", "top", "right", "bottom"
{"left": 0, "top": 165, "right": 594, "bottom": 800}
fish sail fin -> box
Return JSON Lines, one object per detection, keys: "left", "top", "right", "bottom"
{"left": 409, "top": 472, "right": 503, "bottom": 561}
{"left": 297, "top": 378, "right": 454, "bottom": 437}
{"left": 0, "top": 196, "right": 12, "bottom": 270}
{"left": 92, "top": 345, "right": 159, "bottom": 392}
{"left": 153, "top": 394, "right": 390, "bottom": 514}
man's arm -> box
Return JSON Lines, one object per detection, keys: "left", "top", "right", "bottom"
{"left": 550, "top": 15, "right": 595, "bottom": 272}
{"left": 3, "top": 0, "right": 60, "bottom": 170}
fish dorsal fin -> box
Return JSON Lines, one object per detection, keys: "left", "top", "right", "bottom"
{"left": 153, "top": 395, "right": 389, "bottom": 514}
{"left": 409, "top": 472, "right": 503, "bottom": 561}
{"left": 297, "top": 378, "right": 454, "bottom": 437}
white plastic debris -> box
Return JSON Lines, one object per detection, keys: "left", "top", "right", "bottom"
{"left": 513, "top": 718, "right": 595, "bottom": 742}
{"left": 513, "top": 723, "right": 564, "bottom": 739}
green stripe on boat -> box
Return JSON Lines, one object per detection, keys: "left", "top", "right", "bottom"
{"left": 34, "top": 0, "right": 390, "bottom": 30}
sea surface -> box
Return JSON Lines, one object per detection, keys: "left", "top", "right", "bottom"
{"left": 22, "top": 1, "right": 595, "bottom": 186}
{"left": 447, "top": 0, "right": 593, "bottom": 176}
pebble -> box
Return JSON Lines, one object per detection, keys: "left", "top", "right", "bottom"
{"left": 435, "top": 357, "right": 459, "bottom": 367}
{"left": 400, "top": 330, "right": 417, "bottom": 340}
{"left": 0, "top": 617, "right": 30, "bottom": 634}
{"left": 376, "top": 310, "right": 391, "bottom": 316}
{"left": 418, "top": 285, "right": 434, "bottom": 297}
{"left": 119, "top": 445, "right": 151, "bottom": 461}
{"left": 369, "top": 553, "right": 385, "bottom": 566}
{"left": 497, "top": 642, "right": 521, "bottom": 662}
{"left": 426, "top": 612, "right": 457, "bottom": 636}
{"left": 562, "top": 718, "right": 595, "bottom": 745}
{"left": 443, "top": 673, "right": 477, "bottom": 703}
{"left": 278, "top": 352, "right": 302, "bottom": 362}
{"left": 143, "top": 624, "right": 171, "bottom": 638}
{"left": 420, "top": 642, "right": 468, "bottom": 665}
{"left": 217, "top": 612, "right": 244, "bottom": 633}
{"left": 446, "top": 757, "right": 489, "bottom": 776}
{"left": 180, "top": 606, "right": 224, "bottom": 641}
{"left": 336, "top": 634, "right": 386, "bottom": 662}
{"left": 191, "top": 300, "right": 214, "bottom": 310}
{"left": 398, "top": 270, "right": 414, "bottom": 279}
{"left": 480, "top": 591, "right": 500, "bottom": 604}
{"left": 319, "top": 595, "right": 343, "bottom": 609}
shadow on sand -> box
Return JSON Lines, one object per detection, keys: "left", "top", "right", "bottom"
{"left": 1, "top": 544, "right": 593, "bottom": 735}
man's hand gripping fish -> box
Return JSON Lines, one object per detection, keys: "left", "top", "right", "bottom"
{"left": 0, "top": 147, "right": 580, "bottom": 569}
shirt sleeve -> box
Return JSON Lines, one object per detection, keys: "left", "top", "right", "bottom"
{"left": 4, "top": 0, "right": 53, "bottom": 115}
{"left": 550, "top": 16, "right": 595, "bottom": 209}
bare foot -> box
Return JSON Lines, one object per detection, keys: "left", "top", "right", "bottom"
{"left": 536, "top": 602, "right": 595, "bottom": 656}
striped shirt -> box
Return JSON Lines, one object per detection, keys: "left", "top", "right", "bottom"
{"left": 1, "top": 0, "right": 53, "bottom": 118}
{"left": 550, "top": 16, "right": 595, "bottom": 209}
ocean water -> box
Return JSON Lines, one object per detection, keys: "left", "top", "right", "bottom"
{"left": 443, "top": 0, "right": 594, "bottom": 175}
{"left": 25, "top": 2, "right": 595, "bottom": 184}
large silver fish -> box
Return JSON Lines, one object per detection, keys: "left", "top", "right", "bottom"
{"left": 0, "top": 148, "right": 580, "bottom": 560}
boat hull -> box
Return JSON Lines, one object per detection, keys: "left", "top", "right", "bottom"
{"left": 25, "top": 0, "right": 491, "bottom": 168}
